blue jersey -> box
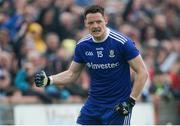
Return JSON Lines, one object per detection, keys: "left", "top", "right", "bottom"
{"left": 73, "top": 28, "right": 139, "bottom": 108}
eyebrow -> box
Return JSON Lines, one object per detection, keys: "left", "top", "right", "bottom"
{"left": 87, "top": 19, "right": 103, "bottom": 23}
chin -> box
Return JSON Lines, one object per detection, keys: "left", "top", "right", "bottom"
{"left": 93, "top": 35, "right": 101, "bottom": 39}
{"left": 92, "top": 33, "right": 102, "bottom": 38}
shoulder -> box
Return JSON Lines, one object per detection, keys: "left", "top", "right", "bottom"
{"left": 76, "top": 34, "right": 92, "bottom": 46}
{"left": 108, "top": 28, "right": 131, "bottom": 45}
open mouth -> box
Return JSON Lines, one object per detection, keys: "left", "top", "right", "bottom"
{"left": 92, "top": 29, "right": 101, "bottom": 33}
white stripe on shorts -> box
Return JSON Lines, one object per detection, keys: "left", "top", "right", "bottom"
{"left": 123, "top": 112, "right": 131, "bottom": 125}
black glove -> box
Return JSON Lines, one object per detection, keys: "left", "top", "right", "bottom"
{"left": 34, "top": 71, "right": 50, "bottom": 87}
{"left": 115, "top": 97, "right": 136, "bottom": 115}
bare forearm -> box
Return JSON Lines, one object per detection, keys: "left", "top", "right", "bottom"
{"left": 128, "top": 55, "right": 149, "bottom": 100}
{"left": 50, "top": 70, "right": 80, "bottom": 86}
{"left": 130, "top": 70, "right": 148, "bottom": 99}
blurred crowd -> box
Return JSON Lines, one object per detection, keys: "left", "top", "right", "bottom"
{"left": 0, "top": 0, "right": 179, "bottom": 124}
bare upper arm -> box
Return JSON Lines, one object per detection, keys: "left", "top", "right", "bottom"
{"left": 128, "top": 55, "right": 147, "bottom": 73}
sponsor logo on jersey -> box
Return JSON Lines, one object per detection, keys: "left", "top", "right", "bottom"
{"left": 86, "top": 62, "right": 119, "bottom": 69}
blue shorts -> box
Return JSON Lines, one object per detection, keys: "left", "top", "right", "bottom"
{"left": 76, "top": 104, "right": 132, "bottom": 125}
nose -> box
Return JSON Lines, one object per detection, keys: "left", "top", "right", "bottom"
{"left": 92, "top": 22, "right": 98, "bottom": 27}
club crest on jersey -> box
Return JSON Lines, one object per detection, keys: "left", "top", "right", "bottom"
{"left": 109, "top": 50, "right": 115, "bottom": 58}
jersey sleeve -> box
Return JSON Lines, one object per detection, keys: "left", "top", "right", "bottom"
{"left": 73, "top": 44, "right": 85, "bottom": 63}
{"left": 123, "top": 39, "right": 140, "bottom": 61}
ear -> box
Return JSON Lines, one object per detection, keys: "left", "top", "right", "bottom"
{"left": 84, "top": 19, "right": 88, "bottom": 27}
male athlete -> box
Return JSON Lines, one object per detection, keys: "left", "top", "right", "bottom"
{"left": 34, "top": 5, "right": 148, "bottom": 125}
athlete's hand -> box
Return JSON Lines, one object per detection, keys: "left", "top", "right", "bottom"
{"left": 34, "top": 71, "right": 50, "bottom": 87}
{"left": 115, "top": 97, "right": 136, "bottom": 115}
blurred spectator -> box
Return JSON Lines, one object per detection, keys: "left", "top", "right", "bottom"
{"left": 0, "top": 28, "right": 13, "bottom": 52}
{"left": 75, "top": 0, "right": 93, "bottom": 7}
{"left": 169, "top": 58, "right": 180, "bottom": 99}
{"left": 15, "top": 61, "right": 52, "bottom": 103}
{"left": 57, "top": 12, "right": 77, "bottom": 40}
{"left": 26, "top": 50, "right": 46, "bottom": 71}
{"left": 37, "top": 7, "right": 59, "bottom": 36}
{"left": 0, "top": 68, "right": 13, "bottom": 104}
{"left": 45, "top": 32, "right": 60, "bottom": 57}
{"left": 61, "top": 39, "right": 76, "bottom": 59}
{"left": 15, "top": 61, "right": 35, "bottom": 92}
{"left": 26, "top": 22, "right": 46, "bottom": 53}
{"left": 0, "top": 68, "right": 41, "bottom": 104}
{"left": 45, "top": 85, "right": 71, "bottom": 101}
{"left": 169, "top": 58, "right": 180, "bottom": 124}
{"left": 153, "top": 14, "right": 170, "bottom": 41}
{"left": 149, "top": 70, "right": 173, "bottom": 124}
{"left": 0, "top": 50, "right": 12, "bottom": 71}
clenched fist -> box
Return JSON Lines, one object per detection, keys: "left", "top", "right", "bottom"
{"left": 34, "top": 71, "right": 50, "bottom": 87}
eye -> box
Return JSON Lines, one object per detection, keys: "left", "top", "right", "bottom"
{"left": 96, "top": 20, "right": 102, "bottom": 24}
{"left": 88, "top": 22, "right": 94, "bottom": 25}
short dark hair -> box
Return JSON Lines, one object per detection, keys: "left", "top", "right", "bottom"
{"left": 84, "top": 5, "right": 104, "bottom": 18}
